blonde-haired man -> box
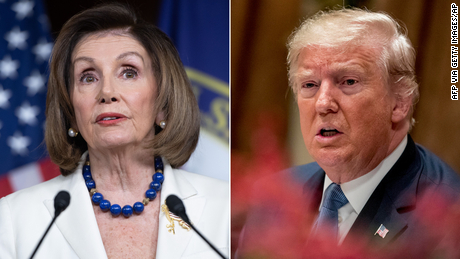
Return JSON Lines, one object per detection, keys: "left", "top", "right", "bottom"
{"left": 238, "top": 8, "right": 460, "bottom": 256}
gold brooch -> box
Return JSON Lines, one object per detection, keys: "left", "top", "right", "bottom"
{"left": 162, "top": 203, "right": 191, "bottom": 234}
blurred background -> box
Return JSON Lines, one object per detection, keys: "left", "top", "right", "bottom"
{"left": 0, "top": 0, "right": 229, "bottom": 198}
{"left": 231, "top": 0, "right": 460, "bottom": 256}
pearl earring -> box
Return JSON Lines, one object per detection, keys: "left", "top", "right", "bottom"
{"left": 68, "top": 128, "right": 79, "bottom": 137}
{"left": 159, "top": 120, "right": 166, "bottom": 129}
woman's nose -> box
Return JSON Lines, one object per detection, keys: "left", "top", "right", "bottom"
{"left": 100, "top": 97, "right": 118, "bottom": 103}
{"left": 98, "top": 78, "right": 119, "bottom": 104}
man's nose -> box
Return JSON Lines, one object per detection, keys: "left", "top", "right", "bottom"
{"left": 315, "top": 80, "right": 338, "bottom": 115}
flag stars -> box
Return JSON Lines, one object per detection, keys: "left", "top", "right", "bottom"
{"left": 32, "top": 38, "right": 53, "bottom": 63}
{"left": 0, "top": 55, "right": 20, "bottom": 79}
{"left": 0, "top": 86, "right": 12, "bottom": 109}
{"left": 11, "top": 0, "right": 34, "bottom": 20}
{"left": 7, "top": 131, "right": 31, "bottom": 156}
{"left": 5, "top": 26, "right": 29, "bottom": 50}
{"left": 24, "top": 70, "right": 45, "bottom": 96}
{"left": 38, "top": 14, "right": 51, "bottom": 30}
{"left": 16, "top": 102, "right": 40, "bottom": 126}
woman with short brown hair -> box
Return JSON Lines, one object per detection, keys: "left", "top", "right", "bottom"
{"left": 0, "top": 3, "right": 229, "bottom": 259}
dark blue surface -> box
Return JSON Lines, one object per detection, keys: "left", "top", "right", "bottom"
{"left": 85, "top": 180, "right": 95, "bottom": 190}
{"left": 99, "top": 199, "right": 111, "bottom": 212}
{"left": 82, "top": 171, "right": 92, "bottom": 181}
{"left": 158, "top": 0, "right": 229, "bottom": 83}
{"left": 153, "top": 172, "right": 164, "bottom": 184}
{"left": 110, "top": 204, "right": 121, "bottom": 216}
{"left": 150, "top": 181, "right": 162, "bottom": 191}
{"left": 145, "top": 188, "right": 157, "bottom": 200}
{"left": 91, "top": 192, "right": 103, "bottom": 205}
{"left": 154, "top": 156, "right": 164, "bottom": 171}
{"left": 133, "top": 201, "right": 144, "bottom": 214}
{"left": 122, "top": 205, "right": 133, "bottom": 217}
{"left": 157, "top": 1, "right": 229, "bottom": 144}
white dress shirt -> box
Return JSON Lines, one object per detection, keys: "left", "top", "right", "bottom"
{"left": 319, "top": 135, "right": 408, "bottom": 244}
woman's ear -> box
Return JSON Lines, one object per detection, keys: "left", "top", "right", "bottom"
{"left": 69, "top": 119, "right": 79, "bottom": 133}
{"left": 155, "top": 110, "right": 165, "bottom": 125}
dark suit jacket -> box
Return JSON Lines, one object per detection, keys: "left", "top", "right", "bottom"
{"left": 237, "top": 135, "right": 460, "bottom": 256}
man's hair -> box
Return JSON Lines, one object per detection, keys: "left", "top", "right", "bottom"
{"left": 287, "top": 8, "right": 419, "bottom": 128}
{"left": 45, "top": 3, "right": 200, "bottom": 175}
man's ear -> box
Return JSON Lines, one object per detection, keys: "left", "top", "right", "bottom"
{"left": 391, "top": 94, "right": 411, "bottom": 124}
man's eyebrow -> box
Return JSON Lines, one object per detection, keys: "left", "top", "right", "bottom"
{"left": 295, "top": 69, "right": 315, "bottom": 81}
{"left": 331, "top": 62, "right": 368, "bottom": 74}
{"left": 116, "top": 51, "right": 145, "bottom": 64}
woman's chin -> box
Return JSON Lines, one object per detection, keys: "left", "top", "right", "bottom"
{"left": 90, "top": 137, "right": 140, "bottom": 151}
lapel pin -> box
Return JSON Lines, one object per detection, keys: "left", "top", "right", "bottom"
{"left": 162, "top": 203, "right": 191, "bottom": 235}
{"left": 374, "top": 224, "right": 389, "bottom": 238}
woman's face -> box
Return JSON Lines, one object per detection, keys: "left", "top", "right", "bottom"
{"left": 71, "top": 33, "right": 160, "bottom": 151}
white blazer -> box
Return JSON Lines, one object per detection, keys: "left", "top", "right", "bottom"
{"left": 0, "top": 156, "right": 229, "bottom": 259}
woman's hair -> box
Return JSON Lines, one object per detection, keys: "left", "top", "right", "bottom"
{"left": 287, "top": 8, "right": 419, "bottom": 128}
{"left": 46, "top": 3, "right": 200, "bottom": 175}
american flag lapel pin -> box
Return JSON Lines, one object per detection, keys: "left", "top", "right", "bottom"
{"left": 374, "top": 224, "right": 389, "bottom": 238}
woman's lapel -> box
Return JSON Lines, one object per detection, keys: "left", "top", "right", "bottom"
{"left": 43, "top": 161, "right": 108, "bottom": 259}
{"left": 156, "top": 164, "right": 206, "bottom": 259}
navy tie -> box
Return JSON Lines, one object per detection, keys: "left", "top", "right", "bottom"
{"left": 312, "top": 183, "right": 349, "bottom": 238}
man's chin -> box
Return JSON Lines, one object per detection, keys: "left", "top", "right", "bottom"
{"left": 311, "top": 150, "right": 349, "bottom": 169}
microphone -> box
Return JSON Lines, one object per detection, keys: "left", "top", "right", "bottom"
{"left": 30, "top": 191, "right": 71, "bottom": 259}
{"left": 54, "top": 190, "right": 71, "bottom": 217}
{"left": 166, "top": 195, "right": 227, "bottom": 259}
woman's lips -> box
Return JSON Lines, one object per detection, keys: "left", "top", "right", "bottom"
{"left": 95, "top": 113, "right": 127, "bottom": 125}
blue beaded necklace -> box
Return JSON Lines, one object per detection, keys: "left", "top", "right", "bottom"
{"left": 82, "top": 156, "right": 165, "bottom": 218}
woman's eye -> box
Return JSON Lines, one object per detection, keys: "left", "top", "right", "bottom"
{"left": 122, "top": 68, "right": 138, "bottom": 79}
{"left": 80, "top": 74, "right": 96, "bottom": 83}
{"left": 85, "top": 76, "right": 95, "bottom": 83}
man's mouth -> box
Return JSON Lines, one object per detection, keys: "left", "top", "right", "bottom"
{"left": 319, "top": 128, "right": 340, "bottom": 137}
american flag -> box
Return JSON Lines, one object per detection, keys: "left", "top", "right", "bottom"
{"left": 375, "top": 224, "right": 389, "bottom": 238}
{"left": 0, "top": 0, "right": 60, "bottom": 198}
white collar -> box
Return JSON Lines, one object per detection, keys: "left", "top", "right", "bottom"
{"left": 321, "top": 135, "right": 408, "bottom": 213}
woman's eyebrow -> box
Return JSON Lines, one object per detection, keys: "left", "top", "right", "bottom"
{"left": 116, "top": 51, "right": 145, "bottom": 64}
{"left": 72, "top": 51, "right": 145, "bottom": 66}
{"left": 73, "top": 56, "right": 94, "bottom": 66}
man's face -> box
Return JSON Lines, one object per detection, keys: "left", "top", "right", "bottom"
{"left": 295, "top": 46, "right": 396, "bottom": 182}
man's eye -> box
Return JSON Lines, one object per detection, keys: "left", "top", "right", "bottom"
{"left": 304, "top": 83, "right": 316, "bottom": 88}
{"left": 345, "top": 79, "right": 357, "bottom": 85}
